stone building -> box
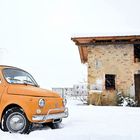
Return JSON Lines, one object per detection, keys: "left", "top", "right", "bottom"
{"left": 72, "top": 35, "right": 140, "bottom": 106}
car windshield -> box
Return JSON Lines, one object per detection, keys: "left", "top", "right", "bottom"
{"left": 3, "top": 68, "right": 38, "bottom": 87}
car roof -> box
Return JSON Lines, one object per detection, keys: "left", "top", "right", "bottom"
{"left": 0, "top": 65, "right": 22, "bottom": 70}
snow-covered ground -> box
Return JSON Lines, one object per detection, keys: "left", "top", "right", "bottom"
{"left": 1, "top": 99, "right": 140, "bottom": 140}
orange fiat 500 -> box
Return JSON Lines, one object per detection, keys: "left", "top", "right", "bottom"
{"left": 0, "top": 65, "right": 68, "bottom": 133}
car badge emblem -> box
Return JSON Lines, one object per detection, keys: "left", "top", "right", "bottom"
{"left": 55, "top": 102, "right": 58, "bottom": 108}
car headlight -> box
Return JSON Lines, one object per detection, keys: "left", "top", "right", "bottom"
{"left": 63, "top": 98, "right": 67, "bottom": 106}
{"left": 38, "top": 99, "right": 45, "bottom": 107}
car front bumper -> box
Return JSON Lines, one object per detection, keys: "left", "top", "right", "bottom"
{"left": 32, "top": 107, "right": 68, "bottom": 122}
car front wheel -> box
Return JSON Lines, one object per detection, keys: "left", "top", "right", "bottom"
{"left": 2, "top": 107, "right": 31, "bottom": 134}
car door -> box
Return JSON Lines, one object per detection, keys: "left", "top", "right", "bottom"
{"left": 0, "top": 73, "right": 5, "bottom": 102}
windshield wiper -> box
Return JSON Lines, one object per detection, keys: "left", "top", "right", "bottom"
{"left": 7, "top": 78, "right": 37, "bottom": 87}
{"left": 8, "top": 78, "right": 22, "bottom": 83}
{"left": 23, "top": 80, "right": 36, "bottom": 86}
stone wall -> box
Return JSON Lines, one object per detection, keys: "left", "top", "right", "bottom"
{"left": 88, "top": 44, "right": 140, "bottom": 105}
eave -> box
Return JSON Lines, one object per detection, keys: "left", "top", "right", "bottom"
{"left": 71, "top": 35, "right": 140, "bottom": 63}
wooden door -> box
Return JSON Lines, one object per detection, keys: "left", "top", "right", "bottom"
{"left": 134, "top": 74, "right": 140, "bottom": 106}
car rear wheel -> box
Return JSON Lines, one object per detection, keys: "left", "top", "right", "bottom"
{"left": 2, "top": 107, "right": 32, "bottom": 134}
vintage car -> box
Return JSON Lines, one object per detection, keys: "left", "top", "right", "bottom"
{"left": 0, "top": 65, "right": 68, "bottom": 133}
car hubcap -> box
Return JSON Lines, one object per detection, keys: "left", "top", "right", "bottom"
{"left": 7, "top": 113, "right": 26, "bottom": 132}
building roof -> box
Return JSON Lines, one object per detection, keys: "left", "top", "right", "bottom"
{"left": 71, "top": 35, "right": 140, "bottom": 63}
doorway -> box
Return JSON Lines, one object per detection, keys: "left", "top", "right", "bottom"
{"left": 134, "top": 74, "right": 140, "bottom": 106}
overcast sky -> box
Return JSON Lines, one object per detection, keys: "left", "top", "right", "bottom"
{"left": 0, "top": 0, "right": 140, "bottom": 89}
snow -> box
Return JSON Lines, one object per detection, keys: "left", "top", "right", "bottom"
{"left": 1, "top": 99, "right": 140, "bottom": 140}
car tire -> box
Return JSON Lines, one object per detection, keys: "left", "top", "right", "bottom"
{"left": 47, "top": 122, "right": 62, "bottom": 129}
{"left": 2, "top": 107, "right": 32, "bottom": 134}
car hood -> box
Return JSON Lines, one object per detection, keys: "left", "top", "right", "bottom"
{"left": 7, "top": 85, "right": 60, "bottom": 98}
